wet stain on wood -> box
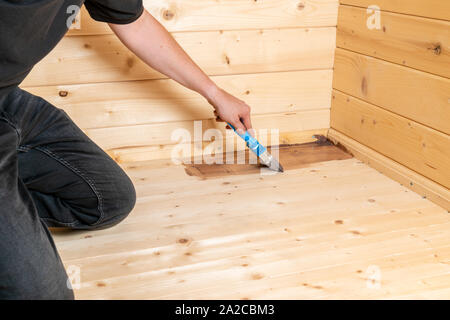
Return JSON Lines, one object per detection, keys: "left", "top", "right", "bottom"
{"left": 184, "top": 135, "right": 352, "bottom": 179}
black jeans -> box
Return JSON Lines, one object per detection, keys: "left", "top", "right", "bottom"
{"left": 0, "top": 87, "right": 136, "bottom": 299}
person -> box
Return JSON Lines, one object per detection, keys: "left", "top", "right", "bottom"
{"left": 0, "top": 0, "right": 253, "bottom": 299}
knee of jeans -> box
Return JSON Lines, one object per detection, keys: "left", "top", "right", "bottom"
{"left": 92, "top": 174, "right": 137, "bottom": 229}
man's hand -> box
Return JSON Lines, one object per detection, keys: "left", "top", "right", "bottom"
{"left": 207, "top": 86, "right": 253, "bottom": 135}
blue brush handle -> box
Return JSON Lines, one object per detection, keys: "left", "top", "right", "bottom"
{"left": 227, "top": 122, "right": 267, "bottom": 157}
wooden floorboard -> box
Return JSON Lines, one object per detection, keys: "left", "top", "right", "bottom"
{"left": 52, "top": 152, "right": 450, "bottom": 299}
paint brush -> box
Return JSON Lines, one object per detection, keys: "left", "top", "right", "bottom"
{"left": 227, "top": 122, "right": 284, "bottom": 172}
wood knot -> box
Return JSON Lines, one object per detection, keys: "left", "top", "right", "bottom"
{"left": 433, "top": 44, "right": 441, "bottom": 55}
{"left": 163, "top": 9, "right": 175, "bottom": 20}
{"left": 361, "top": 77, "right": 368, "bottom": 95}
{"left": 297, "top": 2, "right": 305, "bottom": 10}
{"left": 58, "top": 90, "right": 68, "bottom": 97}
{"left": 126, "top": 57, "right": 134, "bottom": 68}
{"left": 177, "top": 238, "right": 190, "bottom": 244}
{"left": 251, "top": 273, "right": 264, "bottom": 280}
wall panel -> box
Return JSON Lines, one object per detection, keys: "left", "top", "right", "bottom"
{"left": 26, "top": 70, "right": 332, "bottom": 129}
{"left": 337, "top": 5, "right": 450, "bottom": 78}
{"left": 24, "top": 28, "right": 336, "bottom": 87}
{"left": 333, "top": 49, "right": 450, "bottom": 134}
{"left": 68, "top": 0, "right": 339, "bottom": 35}
{"left": 340, "top": 0, "right": 450, "bottom": 21}
{"left": 332, "top": 3, "right": 450, "bottom": 207}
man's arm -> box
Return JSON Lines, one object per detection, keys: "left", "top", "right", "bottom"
{"left": 109, "top": 10, "right": 252, "bottom": 134}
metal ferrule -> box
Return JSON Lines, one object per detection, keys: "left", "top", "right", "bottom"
{"left": 258, "top": 150, "right": 273, "bottom": 167}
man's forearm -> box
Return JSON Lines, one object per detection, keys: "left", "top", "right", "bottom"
{"left": 109, "top": 10, "right": 219, "bottom": 102}
{"left": 109, "top": 9, "right": 253, "bottom": 133}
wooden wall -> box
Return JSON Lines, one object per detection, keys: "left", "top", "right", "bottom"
{"left": 22, "top": 0, "right": 339, "bottom": 162}
{"left": 330, "top": 0, "right": 450, "bottom": 209}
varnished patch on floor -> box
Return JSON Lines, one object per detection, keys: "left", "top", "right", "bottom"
{"left": 184, "top": 135, "right": 352, "bottom": 179}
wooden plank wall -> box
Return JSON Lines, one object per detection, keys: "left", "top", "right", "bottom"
{"left": 22, "top": 0, "right": 339, "bottom": 162}
{"left": 330, "top": 0, "right": 450, "bottom": 209}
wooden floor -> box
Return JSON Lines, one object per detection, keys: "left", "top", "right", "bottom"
{"left": 52, "top": 156, "right": 450, "bottom": 299}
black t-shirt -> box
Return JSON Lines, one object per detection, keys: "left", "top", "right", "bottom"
{"left": 0, "top": 0, "right": 144, "bottom": 97}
